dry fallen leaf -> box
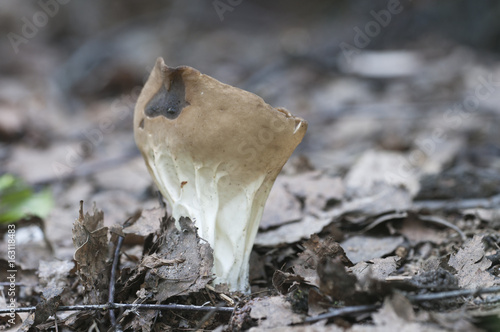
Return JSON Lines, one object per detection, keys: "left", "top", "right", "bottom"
{"left": 248, "top": 296, "right": 304, "bottom": 330}
{"left": 343, "top": 150, "right": 420, "bottom": 198}
{"left": 260, "top": 176, "right": 303, "bottom": 230}
{"left": 448, "top": 235, "right": 497, "bottom": 288}
{"left": 349, "top": 294, "right": 443, "bottom": 332}
{"left": 283, "top": 171, "right": 344, "bottom": 214}
{"left": 293, "top": 235, "right": 352, "bottom": 287}
{"left": 256, "top": 213, "right": 341, "bottom": 247}
{"left": 72, "top": 202, "right": 111, "bottom": 304}
{"left": 123, "top": 207, "right": 163, "bottom": 237}
{"left": 349, "top": 256, "right": 399, "bottom": 282}
{"left": 143, "top": 217, "right": 214, "bottom": 302}
{"left": 341, "top": 235, "right": 405, "bottom": 264}
{"left": 37, "top": 260, "right": 74, "bottom": 299}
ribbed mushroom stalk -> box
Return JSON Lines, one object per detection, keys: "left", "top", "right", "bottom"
{"left": 134, "top": 57, "right": 307, "bottom": 292}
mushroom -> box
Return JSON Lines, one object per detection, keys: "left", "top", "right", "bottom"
{"left": 134, "top": 57, "right": 307, "bottom": 293}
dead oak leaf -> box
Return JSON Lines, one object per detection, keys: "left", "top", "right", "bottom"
{"left": 72, "top": 202, "right": 110, "bottom": 304}
{"left": 448, "top": 235, "right": 497, "bottom": 289}
{"left": 350, "top": 294, "right": 444, "bottom": 332}
{"left": 144, "top": 217, "right": 214, "bottom": 302}
{"left": 248, "top": 296, "right": 304, "bottom": 330}
{"left": 293, "top": 235, "right": 352, "bottom": 287}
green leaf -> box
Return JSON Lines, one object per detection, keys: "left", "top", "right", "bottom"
{"left": 0, "top": 174, "right": 54, "bottom": 223}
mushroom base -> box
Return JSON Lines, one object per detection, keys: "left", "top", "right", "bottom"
{"left": 145, "top": 149, "right": 270, "bottom": 293}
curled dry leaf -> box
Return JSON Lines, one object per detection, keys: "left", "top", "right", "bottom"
{"left": 72, "top": 202, "right": 111, "bottom": 304}
{"left": 341, "top": 235, "right": 405, "bottom": 264}
{"left": 293, "top": 235, "right": 352, "bottom": 287}
{"left": 248, "top": 296, "right": 304, "bottom": 329}
{"left": 448, "top": 235, "right": 497, "bottom": 289}
{"left": 143, "top": 217, "right": 214, "bottom": 302}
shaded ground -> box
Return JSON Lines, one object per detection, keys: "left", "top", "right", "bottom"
{"left": 1, "top": 1, "right": 500, "bottom": 331}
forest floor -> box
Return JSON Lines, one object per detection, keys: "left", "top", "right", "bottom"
{"left": 1, "top": 2, "right": 500, "bottom": 331}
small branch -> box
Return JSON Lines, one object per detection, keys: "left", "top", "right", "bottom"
{"left": 0, "top": 303, "right": 234, "bottom": 314}
{"left": 413, "top": 194, "right": 500, "bottom": 211}
{"left": 302, "top": 285, "right": 500, "bottom": 324}
{"left": 417, "top": 214, "right": 466, "bottom": 241}
{"left": 108, "top": 235, "right": 124, "bottom": 330}
{"left": 407, "top": 286, "right": 500, "bottom": 302}
{"left": 302, "top": 304, "right": 380, "bottom": 323}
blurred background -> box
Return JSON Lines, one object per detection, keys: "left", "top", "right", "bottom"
{"left": 1, "top": 0, "right": 500, "bottom": 261}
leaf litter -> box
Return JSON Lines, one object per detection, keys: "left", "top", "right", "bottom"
{"left": 2, "top": 6, "right": 500, "bottom": 330}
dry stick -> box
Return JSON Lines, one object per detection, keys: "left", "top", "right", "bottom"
{"left": 417, "top": 214, "right": 466, "bottom": 241}
{"left": 4, "top": 286, "right": 500, "bottom": 321}
{"left": 0, "top": 303, "right": 234, "bottom": 314}
{"left": 413, "top": 194, "right": 500, "bottom": 211}
{"left": 301, "top": 286, "right": 500, "bottom": 324}
{"left": 361, "top": 211, "right": 466, "bottom": 241}
{"left": 303, "top": 304, "right": 380, "bottom": 324}
{"left": 108, "top": 235, "right": 124, "bottom": 330}
{"left": 406, "top": 286, "right": 500, "bottom": 302}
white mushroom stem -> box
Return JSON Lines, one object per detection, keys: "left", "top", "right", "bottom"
{"left": 134, "top": 58, "right": 307, "bottom": 293}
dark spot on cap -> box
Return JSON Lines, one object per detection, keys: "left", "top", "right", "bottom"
{"left": 145, "top": 70, "right": 189, "bottom": 120}
{"left": 139, "top": 118, "right": 144, "bottom": 129}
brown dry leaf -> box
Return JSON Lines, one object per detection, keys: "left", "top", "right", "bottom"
{"left": 72, "top": 202, "right": 110, "bottom": 304}
{"left": 349, "top": 256, "right": 399, "bottom": 282}
{"left": 317, "top": 258, "right": 359, "bottom": 304}
{"left": 33, "top": 296, "right": 62, "bottom": 328}
{"left": 5, "top": 143, "right": 82, "bottom": 183}
{"left": 342, "top": 186, "right": 413, "bottom": 216}
{"left": 256, "top": 212, "right": 341, "bottom": 247}
{"left": 272, "top": 270, "right": 308, "bottom": 295}
{"left": 10, "top": 218, "right": 53, "bottom": 270}
{"left": 260, "top": 171, "right": 342, "bottom": 231}
{"left": 307, "top": 288, "right": 331, "bottom": 317}
{"left": 427, "top": 309, "right": 481, "bottom": 332}
{"left": 37, "top": 260, "right": 74, "bottom": 299}
{"left": 448, "top": 235, "right": 497, "bottom": 288}
{"left": 255, "top": 325, "right": 342, "bottom": 332}
{"left": 344, "top": 150, "right": 420, "bottom": 198}
{"left": 349, "top": 294, "right": 443, "bottom": 332}
{"left": 143, "top": 217, "right": 213, "bottom": 302}
{"left": 398, "top": 217, "right": 447, "bottom": 245}
{"left": 121, "top": 309, "right": 157, "bottom": 332}
{"left": 0, "top": 308, "right": 22, "bottom": 331}
{"left": 284, "top": 171, "right": 344, "bottom": 214}
{"left": 247, "top": 296, "right": 304, "bottom": 330}
{"left": 293, "top": 235, "right": 352, "bottom": 287}
{"left": 341, "top": 235, "right": 405, "bottom": 264}
{"left": 0, "top": 106, "right": 24, "bottom": 140}
{"left": 317, "top": 257, "right": 403, "bottom": 306}
{"left": 123, "top": 207, "right": 163, "bottom": 236}
{"left": 261, "top": 177, "right": 303, "bottom": 230}
{"left": 410, "top": 268, "right": 458, "bottom": 291}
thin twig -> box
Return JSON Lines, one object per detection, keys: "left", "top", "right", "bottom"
{"left": 108, "top": 235, "right": 124, "bottom": 330}
{"left": 361, "top": 211, "right": 408, "bottom": 233}
{"left": 194, "top": 302, "right": 231, "bottom": 330}
{"left": 302, "top": 304, "right": 380, "bottom": 323}
{"left": 54, "top": 313, "right": 59, "bottom": 332}
{"left": 0, "top": 303, "right": 234, "bottom": 314}
{"left": 413, "top": 194, "right": 500, "bottom": 211}
{"left": 302, "top": 285, "right": 500, "bottom": 324}
{"left": 417, "top": 214, "right": 466, "bottom": 241}
{"left": 407, "top": 286, "right": 500, "bottom": 302}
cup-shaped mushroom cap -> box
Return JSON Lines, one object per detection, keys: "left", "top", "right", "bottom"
{"left": 134, "top": 57, "right": 307, "bottom": 292}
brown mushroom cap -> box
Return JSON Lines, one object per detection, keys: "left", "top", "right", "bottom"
{"left": 135, "top": 57, "right": 306, "bottom": 178}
